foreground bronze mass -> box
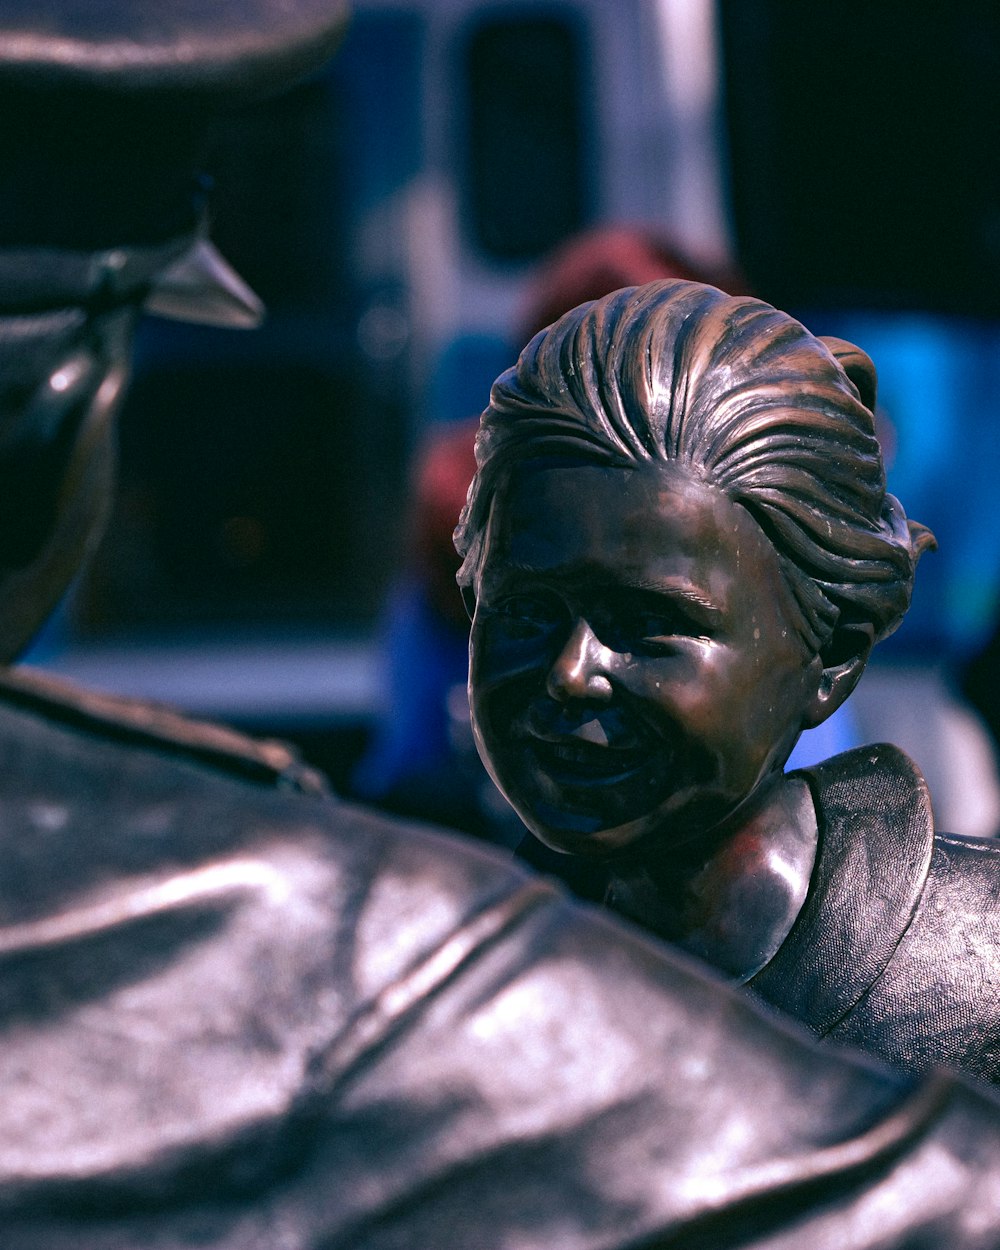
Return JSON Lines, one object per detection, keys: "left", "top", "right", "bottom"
{"left": 459, "top": 280, "right": 1000, "bottom": 1083}
{"left": 6, "top": 671, "right": 1000, "bottom": 1250}
{"left": 4, "top": 665, "right": 1000, "bottom": 1250}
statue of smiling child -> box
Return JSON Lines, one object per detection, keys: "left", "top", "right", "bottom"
{"left": 457, "top": 278, "right": 1000, "bottom": 1084}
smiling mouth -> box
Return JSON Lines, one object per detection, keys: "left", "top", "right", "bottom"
{"left": 526, "top": 734, "right": 649, "bottom": 786}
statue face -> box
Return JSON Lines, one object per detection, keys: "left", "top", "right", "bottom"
{"left": 468, "top": 460, "right": 825, "bottom": 857}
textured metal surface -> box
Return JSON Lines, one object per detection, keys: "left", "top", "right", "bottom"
{"left": 453, "top": 280, "right": 1000, "bottom": 1096}
{"left": 751, "top": 743, "right": 935, "bottom": 1030}
{"left": 459, "top": 281, "right": 936, "bottom": 1000}
{"left": 752, "top": 743, "right": 1000, "bottom": 1087}
{"left": 0, "top": 679, "right": 1000, "bottom": 1246}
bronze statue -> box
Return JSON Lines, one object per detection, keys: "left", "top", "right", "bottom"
{"left": 7, "top": 6, "right": 1000, "bottom": 1247}
{"left": 458, "top": 279, "right": 1000, "bottom": 1084}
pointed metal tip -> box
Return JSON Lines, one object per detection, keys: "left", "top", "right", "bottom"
{"left": 144, "top": 238, "right": 265, "bottom": 329}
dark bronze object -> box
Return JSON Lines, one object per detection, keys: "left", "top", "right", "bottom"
{"left": 459, "top": 280, "right": 1000, "bottom": 1084}
{"left": 5, "top": 7, "right": 1000, "bottom": 1247}
{"left": 0, "top": 0, "right": 348, "bottom": 663}
{"left": 2, "top": 673, "right": 1000, "bottom": 1250}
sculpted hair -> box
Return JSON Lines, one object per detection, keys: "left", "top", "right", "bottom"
{"left": 455, "top": 279, "right": 935, "bottom": 654}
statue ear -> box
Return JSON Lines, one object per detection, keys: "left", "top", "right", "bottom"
{"left": 802, "top": 621, "right": 875, "bottom": 729}
{"left": 819, "top": 336, "right": 877, "bottom": 412}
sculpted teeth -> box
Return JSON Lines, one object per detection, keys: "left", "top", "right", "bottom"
{"left": 539, "top": 738, "right": 643, "bottom": 769}
{"left": 551, "top": 741, "right": 590, "bottom": 764}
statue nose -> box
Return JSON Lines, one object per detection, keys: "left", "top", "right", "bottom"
{"left": 545, "top": 619, "right": 613, "bottom": 703}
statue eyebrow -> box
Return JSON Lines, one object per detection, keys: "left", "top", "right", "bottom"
{"left": 481, "top": 562, "right": 725, "bottom": 622}
{"left": 624, "top": 578, "right": 725, "bottom": 620}
{"left": 479, "top": 557, "right": 548, "bottom": 589}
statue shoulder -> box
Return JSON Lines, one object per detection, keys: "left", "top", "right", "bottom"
{"left": 0, "top": 664, "right": 329, "bottom": 794}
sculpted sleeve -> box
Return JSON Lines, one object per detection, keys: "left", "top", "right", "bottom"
{"left": 2, "top": 748, "right": 1000, "bottom": 1249}
{"left": 312, "top": 825, "right": 1000, "bottom": 1250}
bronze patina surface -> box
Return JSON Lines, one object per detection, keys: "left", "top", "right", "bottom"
{"left": 459, "top": 280, "right": 1000, "bottom": 1084}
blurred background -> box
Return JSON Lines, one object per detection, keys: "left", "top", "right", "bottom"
{"left": 25, "top": 0, "right": 1000, "bottom": 842}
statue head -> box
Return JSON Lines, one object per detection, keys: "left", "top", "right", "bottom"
{"left": 0, "top": 0, "right": 347, "bottom": 662}
{"left": 456, "top": 279, "right": 934, "bottom": 857}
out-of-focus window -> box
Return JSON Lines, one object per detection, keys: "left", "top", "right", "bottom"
{"left": 459, "top": 10, "right": 592, "bottom": 262}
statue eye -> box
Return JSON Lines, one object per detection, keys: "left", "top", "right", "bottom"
{"left": 492, "top": 592, "right": 563, "bottom": 639}
{"left": 598, "top": 612, "right": 678, "bottom": 651}
{"left": 595, "top": 599, "right": 708, "bottom": 653}
{"left": 634, "top": 612, "right": 684, "bottom": 643}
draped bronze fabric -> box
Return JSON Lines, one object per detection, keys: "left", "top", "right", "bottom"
{"left": 2, "top": 672, "right": 1000, "bottom": 1248}
{"left": 755, "top": 743, "right": 1000, "bottom": 1085}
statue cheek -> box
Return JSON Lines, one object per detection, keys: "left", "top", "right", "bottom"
{"left": 630, "top": 649, "right": 723, "bottom": 711}
{"left": 472, "top": 628, "right": 552, "bottom": 697}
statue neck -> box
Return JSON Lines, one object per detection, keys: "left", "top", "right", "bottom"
{"left": 605, "top": 775, "right": 818, "bottom": 982}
